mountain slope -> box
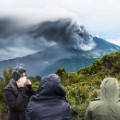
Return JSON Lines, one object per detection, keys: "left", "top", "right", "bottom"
{"left": 0, "top": 37, "right": 120, "bottom": 76}
{"left": 40, "top": 37, "right": 120, "bottom": 76}
{"left": 40, "top": 56, "right": 98, "bottom": 76}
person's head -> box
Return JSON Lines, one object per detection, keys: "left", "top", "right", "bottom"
{"left": 12, "top": 67, "right": 27, "bottom": 82}
{"left": 100, "top": 77, "right": 119, "bottom": 102}
{"left": 40, "top": 74, "right": 61, "bottom": 86}
{"left": 37, "top": 74, "right": 66, "bottom": 97}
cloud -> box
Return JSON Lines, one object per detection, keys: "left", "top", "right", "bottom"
{"left": 105, "top": 32, "right": 120, "bottom": 45}
{"left": 43, "top": 61, "right": 49, "bottom": 65}
{"left": 29, "top": 18, "right": 96, "bottom": 51}
{"left": 1, "top": 0, "right": 120, "bottom": 32}
{"left": 0, "top": 33, "right": 56, "bottom": 60}
{"left": 0, "top": 47, "right": 36, "bottom": 61}
{"left": 107, "top": 39, "right": 120, "bottom": 46}
{"left": 95, "top": 34, "right": 100, "bottom": 38}
{"left": 0, "top": 5, "right": 96, "bottom": 61}
{"left": 0, "top": 0, "right": 120, "bottom": 37}
{"left": 0, "top": 4, "right": 80, "bottom": 27}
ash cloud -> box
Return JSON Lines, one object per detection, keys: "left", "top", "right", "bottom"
{"left": 29, "top": 18, "right": 96, "bottom": 51}
{"left": 0, "top": 8, "right": 96, "bottom": 60}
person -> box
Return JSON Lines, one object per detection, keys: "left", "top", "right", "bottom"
{"left": 85, "top": 77, "right": 120, "bottom": 120}
{"left": 3, "top": 67, "right": 35, "bottom": 120}
{"left": 26, "top": 74, "right": 72, "bottom": 120}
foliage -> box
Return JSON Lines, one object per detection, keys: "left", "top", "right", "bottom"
{"left": 56, "top": 51, "right": 120, "bottom": 119}
{"left": 55, "top": 67, "right": 68, "bottom": 85}
{"left": 0, "top": 67, "right": 13, "bottom": 113}
{"left": 32, "top": 81, "right": 40, "bottom": 91}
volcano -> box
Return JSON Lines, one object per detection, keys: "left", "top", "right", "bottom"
{"left": 0, "top": 37, "right": 119, "bottom": 76}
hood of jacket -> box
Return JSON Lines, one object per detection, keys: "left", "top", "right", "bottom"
{"left": 37, "top": 74, "right": 66, "bottom": 97}
{"left": 9, "top": 67, "right": 26, "bottom": 95}
{"left": 12, "top": 67, "right": 26, "bottom": 81}
{"left": 100, "top": 77, "right": 119, "bottom": 102}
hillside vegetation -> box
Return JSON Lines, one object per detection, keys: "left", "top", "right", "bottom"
{"left": 55, "top": 51, "right": 120, "bottom": 119}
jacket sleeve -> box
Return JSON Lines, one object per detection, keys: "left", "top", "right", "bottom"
{"left": 26, "top": 85, "right": 35, "bottom": 97}
{"left": 4, "top": 87, "right": 28, "bottom": 111}
{"left": 85, "top": 108, "right": 92, "bottom": 120}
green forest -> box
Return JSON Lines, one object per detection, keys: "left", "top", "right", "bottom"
{"left": 0, "top": 51, "right": 120, "bottom": 120}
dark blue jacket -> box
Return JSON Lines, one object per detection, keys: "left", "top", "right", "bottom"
{"left": 26, "top": 75, "right": 72, "bottom": 120}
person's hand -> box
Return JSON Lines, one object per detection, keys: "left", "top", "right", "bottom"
{"left": 25, "top": 79, "right": 31, "bottom": 85}
{"left": 17, "top": 78, "right": 24, "bottom": 88}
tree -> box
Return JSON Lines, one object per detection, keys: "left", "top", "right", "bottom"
{"left": 0, "top": 67, "right": 13, "bottom": 112}
{"left": 55, "top": 67, "right": 68, "bottom": 86}
{"left": 68, "top": 72, "right": 79, "bottom": 84}
{"left": 2, "top": 67, "right": 13, "bottom": 84}
{"left": 55, "top": 67, "right": 67, "bottom": 77}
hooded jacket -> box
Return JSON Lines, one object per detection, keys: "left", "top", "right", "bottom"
{"left": 85, "top": 77, "right": 120, "bottom": 120}
{"left": 3, "top": 67, "right": 35, "bottom": 120}
{"left": 26, "top": 74, "right": 72, "bottom": 120}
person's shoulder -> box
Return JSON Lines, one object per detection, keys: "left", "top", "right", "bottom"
{"left": 87, "top": 99, "right": 102, "bottom": 111}
{"left": 89, "top": 100, "right": 101, "bottom": 106}
{"left": 27, "top": 95, "right": 40, "bottom": 109}
{"left": 3, "top": 84, "right": 14, "bottom": 96}
{"left": 4, "top": 84, "right": 12, "bottom": 91}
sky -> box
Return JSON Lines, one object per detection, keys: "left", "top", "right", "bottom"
{"left": 0, "top": 0, "right": 120, "bottom": 60}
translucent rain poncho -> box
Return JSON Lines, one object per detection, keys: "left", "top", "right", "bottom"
{"left": 85, "top": 77, "right": 120, "bottom": 120}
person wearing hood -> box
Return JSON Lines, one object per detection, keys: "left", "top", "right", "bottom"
{"left": 26, "top": 74, "right": 72, "bottom": 120}
{"left": 85, "top": 77, "right": 120, "bottom": 120}
{"left": 3, "top": 67, "right": 35, "bottom": 120}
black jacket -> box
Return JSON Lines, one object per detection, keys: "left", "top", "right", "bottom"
{"left": 4, "top": 83, "right": 35, "bottom": 120}
{"left": 26, "top": 76, "right": 72, "bottom": 120}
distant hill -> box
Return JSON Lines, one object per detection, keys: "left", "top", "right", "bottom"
{"left": 78, "top": 51, "right": 120, "bottom": 78}
{"left": 40, "top": 56, "right": 98, "bottom": 76}
{"left": 93, "top": 37, "right": 120, "bottom": 50}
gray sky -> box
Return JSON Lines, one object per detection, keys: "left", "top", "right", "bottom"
{"left": 0, "top": 0, "right": 120, "bottom": 60}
